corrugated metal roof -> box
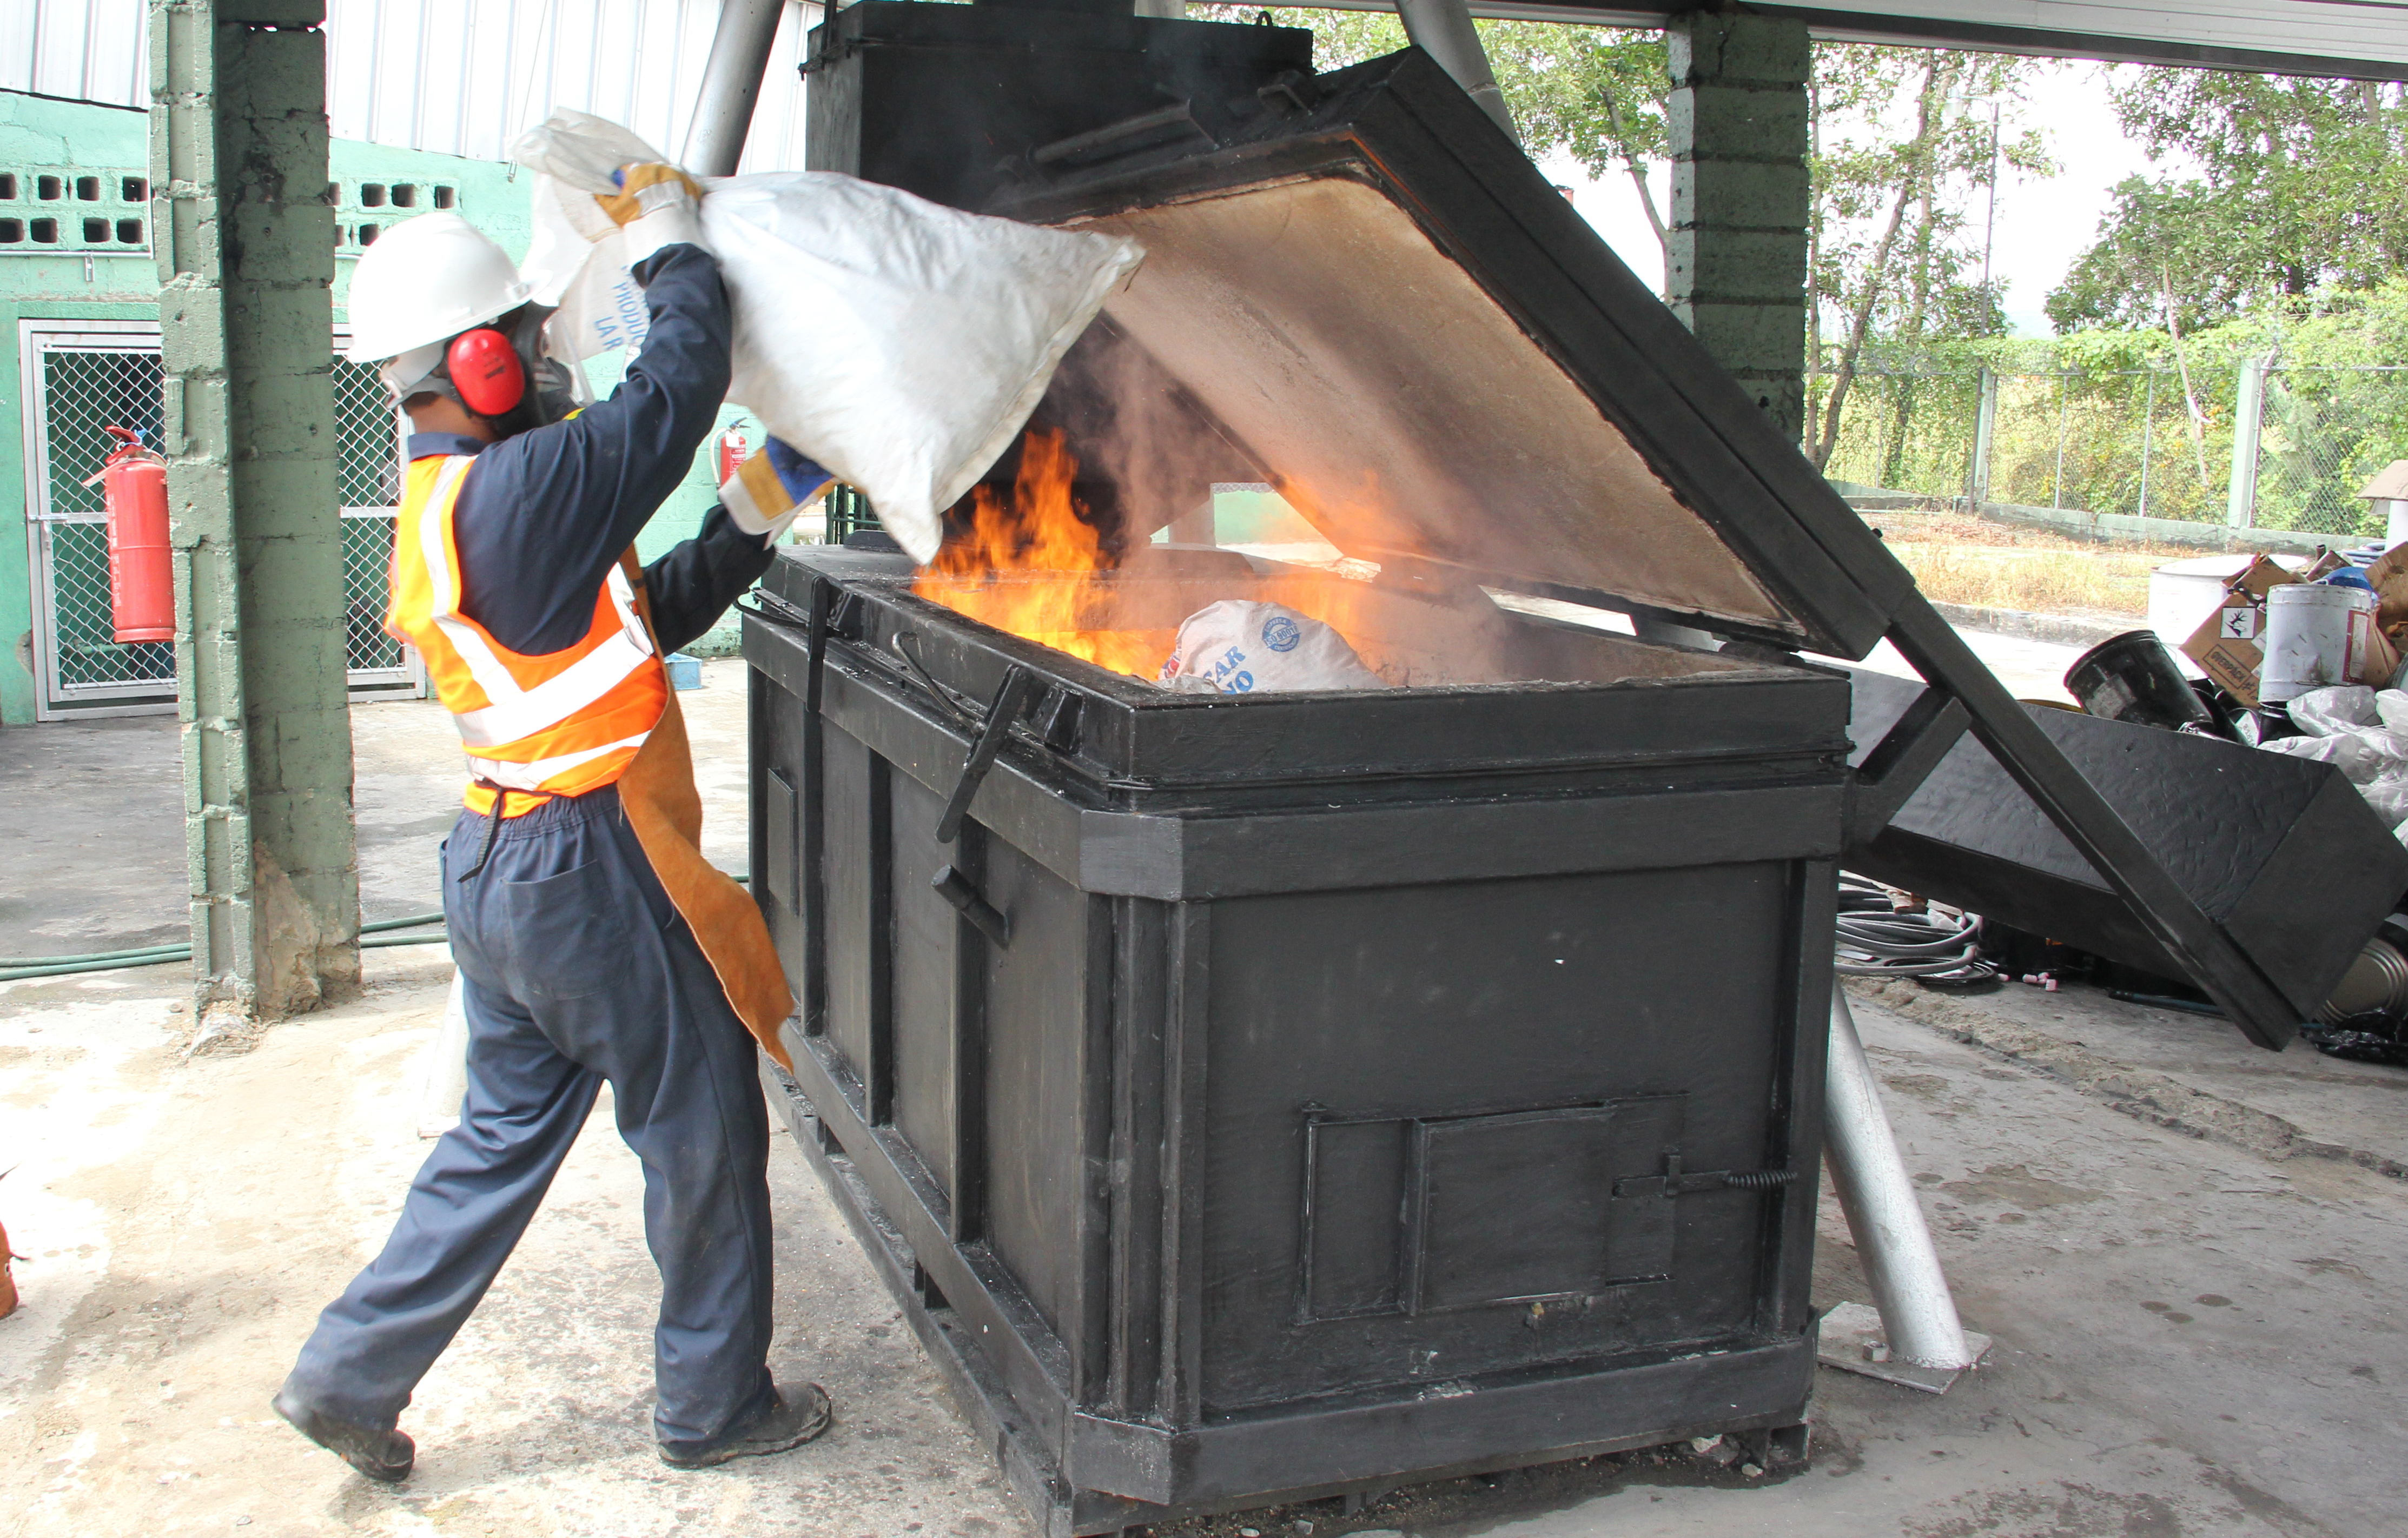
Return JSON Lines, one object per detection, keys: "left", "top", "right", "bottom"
{"left": 8, "top": 0, "right": 2404, "bottom": 134}
{"left": 2, "top": 0, "right": 821, "bottom": 169}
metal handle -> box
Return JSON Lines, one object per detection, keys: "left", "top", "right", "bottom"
{"left": 936, "top": 666, "right": 1036, "bottom": 845}
{"left": 932, "top": 865, "right": 1009, "bottom": 946}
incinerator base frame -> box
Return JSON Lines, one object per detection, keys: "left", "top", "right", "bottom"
{"left": 761, "top": 1057, "right": 1812, "bottom": 1537}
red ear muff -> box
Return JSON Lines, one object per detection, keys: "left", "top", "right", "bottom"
{"left": 447, "top": 328, "right": 525, "bottom": 418}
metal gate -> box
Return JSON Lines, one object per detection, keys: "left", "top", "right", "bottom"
{"left": 18, "top": 320, "right": 421, "bottom": 721}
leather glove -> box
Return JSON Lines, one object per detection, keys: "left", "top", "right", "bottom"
{"left": 594, "top": 162, "right": 706, "bottom": 266}
{"left": 723, "top": 436, "right": 835, "bottom": 540}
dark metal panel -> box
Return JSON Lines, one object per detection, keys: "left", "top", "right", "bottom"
{"left": 783, "top": 1026, "right": 1081, "bottom": 1451}
{"left": 1763, "top": 858, "right": 1835, "bottom": 1339}
{"left": 1847, "top": 667, "right": 2408, "bottom": 1017}
{"left": 822, "top": 724, "right": 879, "bottom": 1101}
{"left": 1074, "top": 893, "right": 1117, "bottom": 1404}
{"left": 1086, "top": 783, "right": 1846, "bottom": 900}
{"left": 1106, "top": 897, "right": 1170, "bottom": 1420}
{"left": 1195, "top": 864, "right": 1800, "bottom": 1413}
{"left": 804, "top": 2, "right": 1315, "bottom": 213}
{"left": 892, "top": 770, "right": 962, "bottom": 1201}
{"left": 1159, "top": 902, "right": 1213, "bottom": 1428}
{"left": 1153, "top": 1336, "right": 1812, "bottom": 1505}
{"left": 980, "top": 834, "right": 1094, "bottom": 1341}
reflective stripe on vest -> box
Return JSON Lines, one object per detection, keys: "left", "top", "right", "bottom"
{"left": 387, "top": 455, "right": 670, "bottom": 814}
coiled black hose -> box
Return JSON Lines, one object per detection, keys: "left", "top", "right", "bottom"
{"left": 1835, "top": 874, "right": 1997, "bottom": 984}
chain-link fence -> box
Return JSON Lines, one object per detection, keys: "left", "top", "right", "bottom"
{"left": 2253, "top": 367, "right": 2408, "bottom": 538}
{"left": 1817, "top": 359, "right": 2404, "bottom": 539}
{"left": 31, "top": 342, "right": 176, "bottom": 701}
{"left": 333, "top": 355, "right": 411, "bottom": 678}
{"left": 24, "top": 328, "right": 415, "bottom": 718}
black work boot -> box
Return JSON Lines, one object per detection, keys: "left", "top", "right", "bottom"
{"left": 272, "top": 1385, "right": 415, "bottom": 1482}
{"left": 659, "top": 1381, "right": 834, "bottom": 1469}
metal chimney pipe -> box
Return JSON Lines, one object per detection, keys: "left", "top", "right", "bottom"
{"left": 1825, "top": 985, "right": 1976, "bottom": 1370}
{"left": 1394, "top": 0, "right": 1518, "bottom": 141}
{"left": 684, "top": 0, "right": 789, "bottom": 176}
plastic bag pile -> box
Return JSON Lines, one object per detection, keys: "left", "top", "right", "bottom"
{"left": 508, "top": 110, "right": 1143, "bottom": 564}
{"left": 2260, "top": 684, "right": 2408, "bottom": 839}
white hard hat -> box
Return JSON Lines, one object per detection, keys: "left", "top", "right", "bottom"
{"left": 343, "top": 213, "right": 532, "bottom": 366}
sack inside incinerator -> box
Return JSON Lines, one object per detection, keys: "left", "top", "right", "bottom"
{"left": 908, "top": 424, "right": 1761, "bottom": 695}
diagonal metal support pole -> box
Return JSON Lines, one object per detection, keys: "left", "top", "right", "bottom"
{"left": 1821, "top": 982, "right": 1991, "bottom": 1394}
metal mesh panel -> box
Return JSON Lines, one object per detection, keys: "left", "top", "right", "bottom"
{"left": 2253, "top": 367, "right": 2408, "bottom": 538}
{"left": 30, "top": 337, "right": 414, "bottom": 708}
{"left": 44, "top": 520, "right": 176, "bottom": 687}
{"left": 341, "top": 512, "right": 405, "bottom": 671}
{"left": 39, "top": 347, "right": 163, "bottom": 516}
{"left": 36, "top": 347, "right": 171, "bottom": 694}
{"left": 334, "top": 355, "right": 401, "bottom": 509}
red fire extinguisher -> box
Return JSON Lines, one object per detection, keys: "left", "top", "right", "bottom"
{"left": 716, "top": 422, "right": 749, "bottom": 487}
{"left": 91, "top": 426, "right": 174, "bottom": 643}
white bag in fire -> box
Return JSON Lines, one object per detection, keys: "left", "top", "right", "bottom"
{"left": 1160, "top": 601, "right": 1384, "bottom": 694}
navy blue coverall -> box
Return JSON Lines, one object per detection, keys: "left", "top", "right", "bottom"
{"left": 283, "top": 244, "right": 790, "bottom": 1453}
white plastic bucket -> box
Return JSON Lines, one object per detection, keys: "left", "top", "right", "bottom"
{"left": 2260, "top": 582, "right": 2378, "bottom": 702}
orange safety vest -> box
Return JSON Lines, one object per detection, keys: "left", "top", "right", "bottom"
{"left": 387, "top": 453, "right": 797, "bottom": 1066}
{"left": 388, "top": 455, "right": 669, "bottom": 816}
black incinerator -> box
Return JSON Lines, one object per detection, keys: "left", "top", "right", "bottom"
{"left": 742, "top": 3, "right": 2404, "bottom": 1532}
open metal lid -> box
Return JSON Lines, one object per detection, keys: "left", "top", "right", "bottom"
{"left": 993, "top": 49, "right": 1913, "bottom": 659}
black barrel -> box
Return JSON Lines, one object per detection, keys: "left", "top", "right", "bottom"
{"left": 2065, "top": 629, "right": 2215, "bottom": 730}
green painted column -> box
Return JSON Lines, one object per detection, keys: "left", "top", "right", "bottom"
{"left": 153, "top": 0, "right": 359, "bottom": 1027}
{"left": 1666, "top": 9, "right": 1811, "bottom": 442}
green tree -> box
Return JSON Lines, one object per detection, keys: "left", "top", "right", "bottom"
{"left": 2047, "top": 72, "right": 2408, "bottom": 330}
{"left": 1805, "top": 47, "right": 2052, "bottom": 469}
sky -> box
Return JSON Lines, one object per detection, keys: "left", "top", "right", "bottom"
{"left": 1538, "top": 61, "right": 2182, "bottom": 339}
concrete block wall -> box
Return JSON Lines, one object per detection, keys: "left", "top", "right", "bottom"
{"left": 1665, "top": 11, "right": 1811, "bottom": 442}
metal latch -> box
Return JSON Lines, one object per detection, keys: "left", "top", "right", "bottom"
{"left": 1613, "top": 1150, "right": 1797, "bottom": 1200}
{"left": 936, "top": 665, "right": 1036, "bottom": 844}
{"left": 927, "top": 664, "right": 1036, "bottom": 949}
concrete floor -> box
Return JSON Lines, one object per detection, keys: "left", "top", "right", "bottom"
{"left": 5, "top": 651, "right": 2406, "bottom": 1537}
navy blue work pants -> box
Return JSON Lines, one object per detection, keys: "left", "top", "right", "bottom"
{"left": 283, "top": 787, "right": 776, "bottom": 1448}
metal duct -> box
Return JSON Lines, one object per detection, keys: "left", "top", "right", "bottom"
{"left": 684, "top": 0, "right": 789, "bottom": 175}
{"left": 1394, "top": 0, "right": 1519, "bottom": 140}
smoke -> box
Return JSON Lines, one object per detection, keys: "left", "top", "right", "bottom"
{"left": 926, "top": 324, "right": 1748, "bottom": 690}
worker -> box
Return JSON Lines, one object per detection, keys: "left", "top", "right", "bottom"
{"left": 272, "top": 168, "right": 833, "bottom": 1481}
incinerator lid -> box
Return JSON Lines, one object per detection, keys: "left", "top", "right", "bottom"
{"left": 991, "top": 48, "right": 1916, "bottom": 660}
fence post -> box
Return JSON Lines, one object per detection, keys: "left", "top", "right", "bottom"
{"left": 1969, "top": 367, "right": 1996, "bottom": 508}
{"left": 2227, "top": 353, "right": 2268, "bottom": 529}
{"left": 2052, "top": 372, "right": 2070, "bottom": 510}
{"left": 2138, "top": 370, "right": 2156, "bottom": 520}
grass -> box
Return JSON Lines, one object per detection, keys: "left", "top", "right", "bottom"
{"left": 1861, "top": 513, "right": 2198, "bottom": 620}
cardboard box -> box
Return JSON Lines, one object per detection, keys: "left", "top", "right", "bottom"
{"left": 2178, "top": 552, "right": 2370, "bottom": 707}
{"left": 2180, "top": 556, "right": 2298, "bottom": 707}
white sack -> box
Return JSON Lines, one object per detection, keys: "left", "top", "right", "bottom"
{"left": 1160, "top": 601, "right": 1384, "bottom": 694}
{"left": 2287, "top": 684, "right": 2380, "bottom": 734}
{"left": 2363, "top": 769, "right": 2408, "bottom": 827}
{"left": 2257, "top": 731, "right": 2392, "bottom": 784}
{"left": 509, "top": 110, "right": 1143, "bottom": 565}
{"left": 2377, "top": 689, "right": 2408, "bottom": 734}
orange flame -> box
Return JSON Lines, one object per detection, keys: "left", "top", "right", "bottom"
{"left": 913, "top": 428, "right": 1172, "bottom": 679}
